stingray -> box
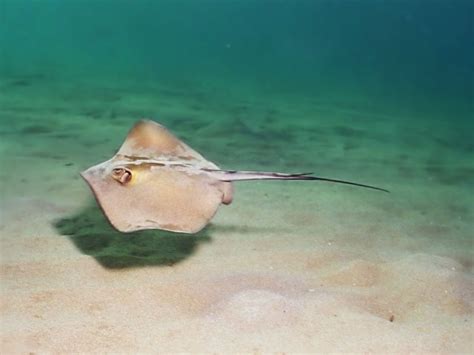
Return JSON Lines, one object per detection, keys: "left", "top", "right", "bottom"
{"left": 81, "top": 119, "right": 388, "bottom": 234}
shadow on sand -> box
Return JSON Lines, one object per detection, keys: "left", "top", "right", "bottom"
{"left": 54, "top": 201, "right": 212, "bottom": 269}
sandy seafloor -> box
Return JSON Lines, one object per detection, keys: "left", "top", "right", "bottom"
{"left": 0, "top": 75, "right": 473, "bottom": 353}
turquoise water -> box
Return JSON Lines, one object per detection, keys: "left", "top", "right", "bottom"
{"left": 1, "top": 0, "right": 473, "bottom": 171}
{"left": 2, "top": 0, "right": 473, "bottom": 112}
{"left": 1, "top": 0, "right": 473, "bottom": 228}
{"left": 1, "top": 1, "right": 473, "bottom": 352}
{"left": 1, "top": 0, "right": 473, "bottom": 241}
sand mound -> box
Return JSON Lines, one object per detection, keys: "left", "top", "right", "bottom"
{"left": 210, "top": 289, "right": 300, "bottom": 330}
{"left": 379, "top": 254, "right": 473, "bottom": 319}
{"left": 319, "top": 254, "right": 473, "bottom": 322}
{"left": 321, "top": 259, "right": 381, "bottom": 287}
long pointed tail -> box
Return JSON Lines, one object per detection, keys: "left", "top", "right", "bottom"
{"left": 205, "top": 169, "right": 389, "bottom": 193}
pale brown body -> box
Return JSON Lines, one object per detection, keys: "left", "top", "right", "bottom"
{"left": 82, "top": 120, "right": 387, "bottom": 234}
{"left": 82, "top": 120, "right": 233, "bottom": 233}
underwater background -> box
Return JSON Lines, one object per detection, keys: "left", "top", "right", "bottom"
{"left": 2, "top": 0, "right": 473, "bottom": 112}
{"left": 1, "top": 0, "right": 473, "bottom": 352}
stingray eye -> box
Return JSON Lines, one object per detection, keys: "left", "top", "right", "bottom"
{"left": 112, "top": 168, "right": 132, "bottom": 185}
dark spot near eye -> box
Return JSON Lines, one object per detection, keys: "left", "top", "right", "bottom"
{"left": 64, "top": 162, "right": 74, "bottom": 166}
{"left": 112, "top": 168, "right": 132, "bottom": 184}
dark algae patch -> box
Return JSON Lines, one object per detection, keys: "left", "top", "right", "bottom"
{"left": 21, "top": 125, "right": 53, "bottom": 134}
{"left": 425, "top": 165, "right": 474, "bottom": 186}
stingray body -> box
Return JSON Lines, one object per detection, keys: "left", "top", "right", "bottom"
{"left": 81, "top": 120, "right": 387, "bottom": 233}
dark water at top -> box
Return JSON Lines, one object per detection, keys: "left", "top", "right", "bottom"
{"left": 1, "top": 0, "right": 473, "bottom": 118}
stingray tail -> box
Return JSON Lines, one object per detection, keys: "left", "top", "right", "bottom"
{"left": 205, "top": 169, "right": 389, "bottom": 193}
